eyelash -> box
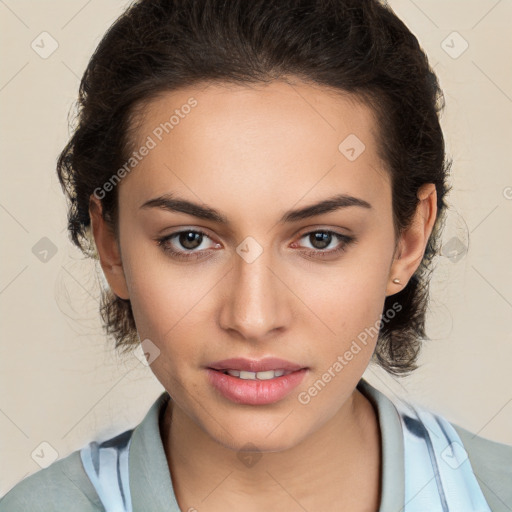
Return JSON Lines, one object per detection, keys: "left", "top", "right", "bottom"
{"left": 156, "top": 229, "right": 356, "bottom": 261}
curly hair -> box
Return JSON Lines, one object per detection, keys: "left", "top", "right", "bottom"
{"left": 57, "top": 0, "right": 452, "bottom": 376}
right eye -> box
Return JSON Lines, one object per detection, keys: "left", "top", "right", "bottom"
{"left": 156, "top": 229, "right": 221, "bottom": 260}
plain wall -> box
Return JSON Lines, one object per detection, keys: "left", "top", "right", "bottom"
{"left": 1, "top": 0, "right": 511, "bottom": 497}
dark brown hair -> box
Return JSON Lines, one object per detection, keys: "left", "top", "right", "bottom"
{"left": 57, "top": 0, "right": 452, "bottom": 376}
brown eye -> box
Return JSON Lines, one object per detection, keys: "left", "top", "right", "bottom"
{"left": 156, "top": 229, "right": 219, "bottom": 261}
{"left": 178, "top": 231, "right": 204, "bottom": 250}
{"left": 308, "top": 231, "right": 332, "bottom": 250}
{"left": 296, "top": 229, "right": 357, "bottom": 260}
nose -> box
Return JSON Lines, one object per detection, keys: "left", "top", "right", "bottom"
{"left": 218, "top": 247, "right": 290, "bottom": 342}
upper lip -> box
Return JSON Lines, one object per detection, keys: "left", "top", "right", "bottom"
{"left": 207, "top": 357, "right": 306, "bottom": 373}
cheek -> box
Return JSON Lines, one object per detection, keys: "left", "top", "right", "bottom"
{"left": 290, "top": 243, "right": 393, "bottom": 380}
{"left": 296, "top": 254, "right": 391, "bottom": 336}
{"left": 125, "top": 265, "right": 205, "bottom": 386}
{"left": 293, "top": 271, "right": 388, "bottom": 415}
{"left": 122, "top": 247, "right": 217, "bottom": 364}
{"left": 300, "top": 281, "right": 385, "bottom": 377}
{"left": 127, "top": 270, "right": 198, "bottom": 341}
{"left": 120, "top": 238, "right": 190, "bottom": 323}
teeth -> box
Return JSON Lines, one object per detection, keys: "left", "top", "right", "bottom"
{"left": 224, "top": 369, "right": 289, "bottom": 380}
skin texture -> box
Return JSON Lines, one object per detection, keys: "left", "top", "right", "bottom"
{"left": 89, "top": 78, "right": 437, "bottom": 511}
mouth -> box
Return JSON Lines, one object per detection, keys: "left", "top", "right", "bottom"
{"left": 205, "top": 357, "right": 308, "bottom": 405}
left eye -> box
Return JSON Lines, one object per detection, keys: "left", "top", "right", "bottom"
{"left": 298, "top": 230, "right": 350, "bottom": 251}
{"left": 156, "top": 229, "right": 355, "bottom": 260}
{"left": 292, "top": 230, "right": 356, "bottom": 259}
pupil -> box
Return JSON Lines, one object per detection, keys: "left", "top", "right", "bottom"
{"left": 311, "top": 231, "right": 331, "bottom": 249}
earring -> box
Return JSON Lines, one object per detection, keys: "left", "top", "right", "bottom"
{"left": 392, "top": 278, "right": 401, "bottom": 284}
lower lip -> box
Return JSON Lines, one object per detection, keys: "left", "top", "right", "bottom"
{"left": 206, "top": 368, "right": 308, "bottom": 405}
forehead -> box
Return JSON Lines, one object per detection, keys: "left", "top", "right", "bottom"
{"left": 120, "top": 79, "right": 390, "bottom": 217}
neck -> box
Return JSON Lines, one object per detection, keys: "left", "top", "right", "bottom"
{"left": 160, "top": 388, "right": 381, "bottom": 511}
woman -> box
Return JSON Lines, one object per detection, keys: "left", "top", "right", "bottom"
{"left": 1, "top": 0, "right": 510, "bottom": 511}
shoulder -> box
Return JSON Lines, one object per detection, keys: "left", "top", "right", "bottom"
{"left": 0, "top": 449, "right": 103, "bottom": 512}
{"left": 452, "top": 423, "right": 512, "bottom": 512}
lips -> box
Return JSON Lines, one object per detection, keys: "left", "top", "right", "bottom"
{"left": 207, "top": 357, "right": 306, "bottom": 373}
{"left": 206, "top": 367, "right": 308, "bottom": 405}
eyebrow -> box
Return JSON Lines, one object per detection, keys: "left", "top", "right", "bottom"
{"left": 139, "top": 192, "right": 372, "bottom": 224}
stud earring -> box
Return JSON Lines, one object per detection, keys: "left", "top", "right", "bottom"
{"left": 392, "top": 278, "right": 401, "bottom": 284}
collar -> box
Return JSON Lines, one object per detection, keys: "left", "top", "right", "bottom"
{"left": 357, "top": 377, "right": 405, "bottom": 511}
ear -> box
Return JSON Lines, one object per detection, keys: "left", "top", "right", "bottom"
{"left": 89, "top": 194, "right": 130, "bottom": 300}
{"left": 386, "top": 183, "right": 437, "bottom": 296}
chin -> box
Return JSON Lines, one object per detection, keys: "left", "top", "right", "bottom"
{"left": 207, "top": 418, "right": 305, "bottom": 455}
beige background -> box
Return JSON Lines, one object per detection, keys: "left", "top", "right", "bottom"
{"left": 1, "top": 0, "right": 511, "bottom": 497}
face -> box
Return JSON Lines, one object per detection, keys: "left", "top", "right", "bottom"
{"left": 95, "top": 79, "right": 411, "bottom": 452}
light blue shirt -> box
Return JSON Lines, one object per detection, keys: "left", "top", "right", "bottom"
{"left": 1, "top": 378, "right": 511, "bottom": 511}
